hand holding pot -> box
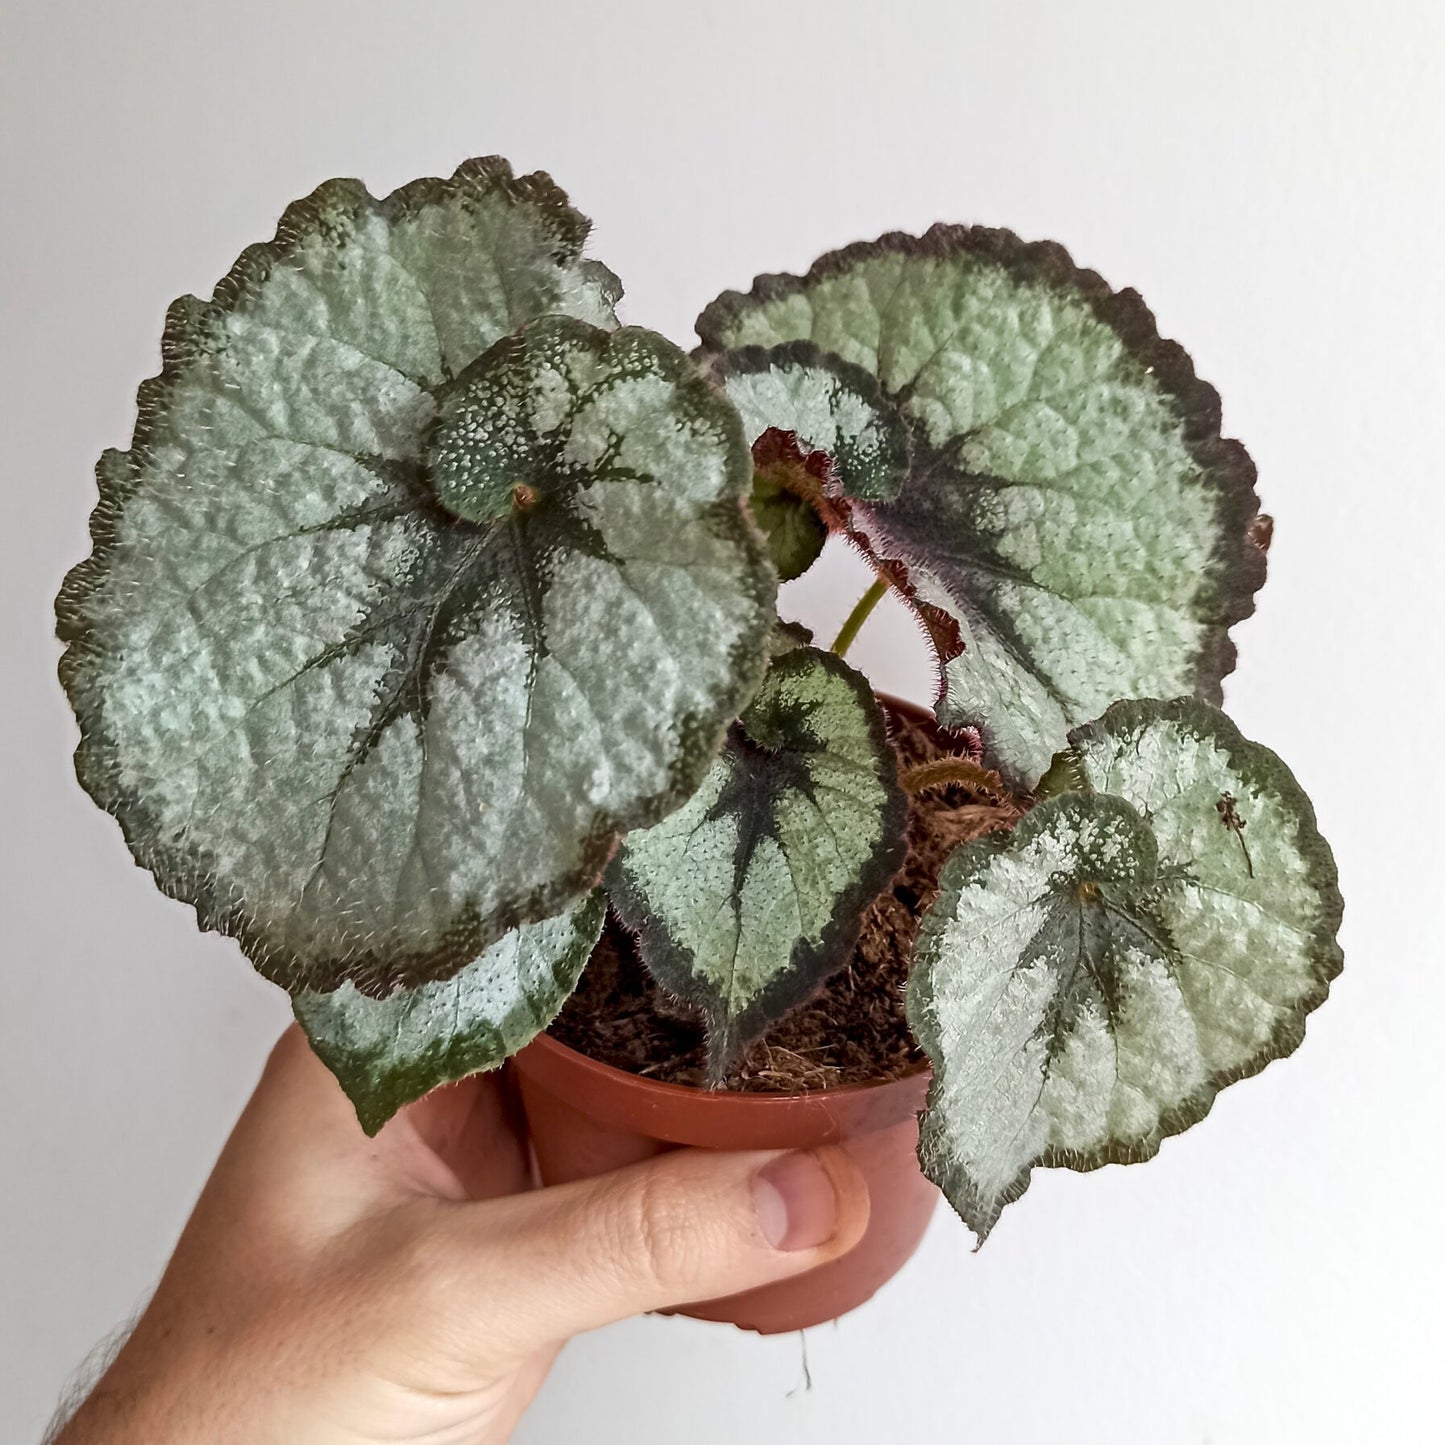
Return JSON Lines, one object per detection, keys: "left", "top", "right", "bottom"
{"left": 53, "top": 1026, "right": 869, "bottom": 1445}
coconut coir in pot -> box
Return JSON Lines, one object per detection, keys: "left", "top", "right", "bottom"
{"left": 549, "top": 702, "right": 1014, "bottom": 1092}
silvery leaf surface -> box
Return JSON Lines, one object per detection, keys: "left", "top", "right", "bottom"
{"left": 606, "top": 646, "right": 908, "bottom": 1080}
{"left": 906, "top": 698, "right": 1342, "bottom": 1241}
{"left": 699, "top": 230, "right": 1266, "bottom": 784}
{"left": 718, "top": 342, "right": 911, "bottom": 503}
{"left": 58, "top": 159, "right": 775, "bottom": 997}
{"left": 294, "top": 891, "right": 606, "bottom": 1135}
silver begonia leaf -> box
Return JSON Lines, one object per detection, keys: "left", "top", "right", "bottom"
{"left": 906, "top": 698, "right": 1343, "bottom": 1241}
{"left": 295, "top": 891, "right": 605, "bottom": 1134}
{"left": 58, "top": 159, "right": 775, "bottom": 997}
{"left": 698, "top": 230, "right": 1267, "bottom": 784}
{"left": 606, "top": 646, "right": 908, "bottom": 1080}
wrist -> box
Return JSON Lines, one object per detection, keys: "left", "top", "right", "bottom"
{"left": 51, "top": 1346, "right": 192, "bottom": 1445}
{"left": 52, "top": 1390, "right": 152, "bottom": 1445}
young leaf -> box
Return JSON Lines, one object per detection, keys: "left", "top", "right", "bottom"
{"left": 294, "top": 891, "right": 605, "bottom": 1135}
{"left": 906, "top": 698, "right": 1342, "bottom": 1241}
{"left": 767, "top": 620, "right": 815, "bottom": 657}
{"left": 740, "top": 420, "right": 965, "bottom": 704}
{"left": 606, "top": 647, "right": 908, "bottom": 1080}
{"left": 57, "top": 159, "right": 775, "bottom": 999}
{"left": 698, "top": 231, "right": 1267, "bottom": 784}
{"left": 748, "top": 428, "right": 832, "bottom": 581}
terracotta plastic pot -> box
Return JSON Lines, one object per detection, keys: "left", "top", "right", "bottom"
{"left": 510, "top": 1031, "right": 935, "bottom": 1333}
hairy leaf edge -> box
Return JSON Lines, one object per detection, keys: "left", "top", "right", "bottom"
{"left": 905, "top": 696, "right": 1343, "bottom": 1238}
{"left": 295, "top": 891, "right": 607, "bottom": 1135}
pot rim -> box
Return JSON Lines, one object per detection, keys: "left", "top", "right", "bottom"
{"left": 519, "top": 1027, "right": 930, "bottom": 1112}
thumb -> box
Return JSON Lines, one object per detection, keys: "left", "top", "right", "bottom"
{"left": 443, "top": 1146, "right": 870, "bottom": 1348}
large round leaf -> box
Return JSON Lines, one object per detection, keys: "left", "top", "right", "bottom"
{"left": 606, "top": 646, "right": 908, "bottom": 1080}
{"left": 699, "top": 230, "right": 1267, "bottom": 784}
{"left": 58, "top": 160, "right": 775, "bottom": 996}
{"left": 906, "top": 698, "right": 1343, "bottom": 1241}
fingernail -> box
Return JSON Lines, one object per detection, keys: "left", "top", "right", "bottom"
{"left": 753, "top": 1151, "right": 840, "bottom": 1251}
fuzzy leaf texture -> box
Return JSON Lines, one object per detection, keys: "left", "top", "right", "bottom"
{"left": 748, "top": 431, "right": 832, "bottom": 582}
{"left": 295, "top": 892, "right": 605, "bottom": 1134}
{"left": 57, "top": 159, "right": 776, "bottom": 997}
{"left": 606, "top": 646, "right": 908, "bottom": 1080}
{"left": 698, "top": 230, "right": 1268, "bottom": 784}
{"left": 906, "top": 698, "right": 1343, "bottom": 1241}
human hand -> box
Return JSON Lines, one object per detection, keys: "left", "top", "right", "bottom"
{"left": 55, "top": 1025, "right": 870, "bottom": 1445}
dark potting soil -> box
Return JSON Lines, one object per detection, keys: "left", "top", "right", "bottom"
{"left": 548, "top": 700, "right": 1017, "bottom": 1093}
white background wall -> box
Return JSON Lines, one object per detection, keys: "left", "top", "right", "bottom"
{"left": 2, "top": 2, "right": 1441, "bottom": 1440}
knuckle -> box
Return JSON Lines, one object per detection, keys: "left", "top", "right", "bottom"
{"left": 617, "top": 1166, "right": 704, "bottom": 1292}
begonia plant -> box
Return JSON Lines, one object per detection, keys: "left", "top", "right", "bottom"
{"left": 57, "top": 158, "right": 1343, "bottom": 1240}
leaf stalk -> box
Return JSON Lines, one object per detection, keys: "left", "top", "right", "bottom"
{"left": 899, "top": 756, "right": 1020, "bottom": 813}
{"left": 831, "top": 576, "right": 889, "bottom": 658}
